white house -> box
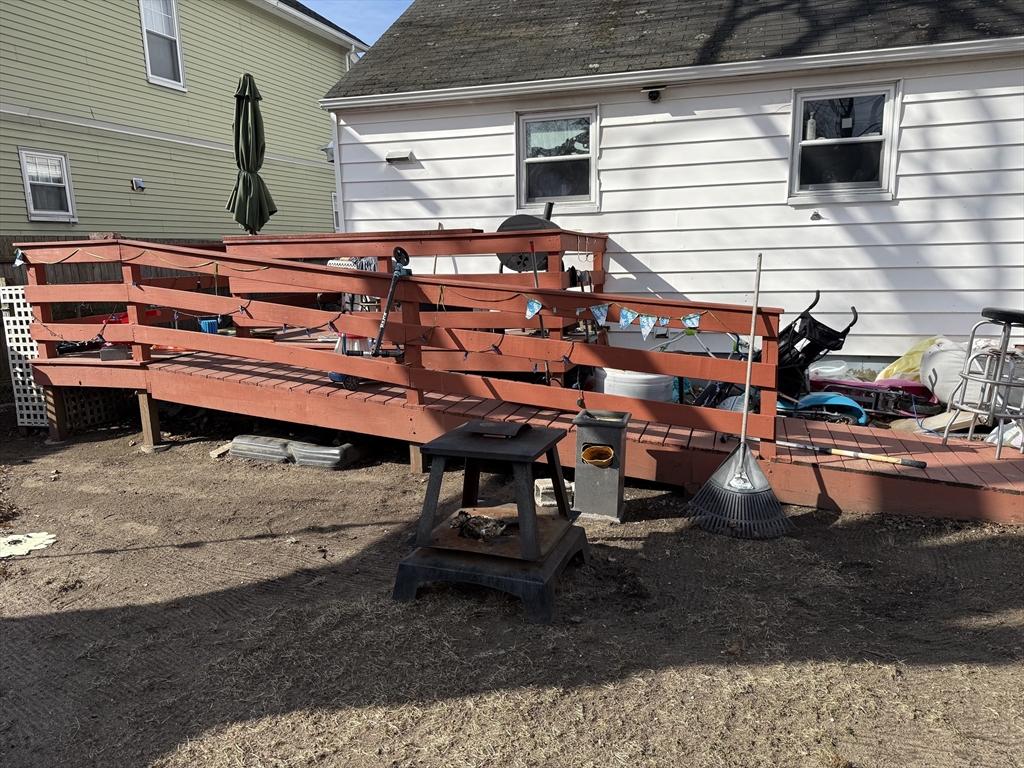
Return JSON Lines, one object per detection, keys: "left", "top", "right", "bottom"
{"left": 320, "top": 0, "right": 1024, "bottom": 360}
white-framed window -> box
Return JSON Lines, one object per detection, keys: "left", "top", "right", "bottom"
{"left": 332, "top": 192, "right": 341, "bottom": 231}
{"left": 788, "top": 83, "right": 898, "bottom": 204}
{"left": 139, "top": 0, "right": 186, "bottom": 90}
{"left": 517, "top": 108, "right": 597, "bottom": 209}
{"left": 17, "top": 148, "right": 77, "bottom": 223}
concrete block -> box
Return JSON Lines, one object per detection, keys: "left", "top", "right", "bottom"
{"left": 534, "top": 477, "right": 574, "bottom": 508}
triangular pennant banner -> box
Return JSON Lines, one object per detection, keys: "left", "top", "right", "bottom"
{"left": 683, "top": 312, "right": 701, "bottom": 329}
{"left": 13, "top": 248, "right": 26, "bottom": 268}
{"left": 658, "top": 316, "right": 671, "bottom": 326}
{"left": 589, "top": 303, "right": 609, "bottom": 326}
{"left": 639, "top": 314, "right": 657, "bottom": 340}
{"left": 525, "top": 298, "right": 543, "bottom": 320}
{"left": 619, "top": 307, "right": 639, "bottom": 329}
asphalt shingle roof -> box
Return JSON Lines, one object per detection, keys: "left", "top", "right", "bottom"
{"left": 325, "top": 0, "right": 1024, "bottom": 99}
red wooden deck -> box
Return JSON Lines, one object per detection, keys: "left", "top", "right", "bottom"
{"left": 33, "top": 351, "right": 1023, "bottom": 525}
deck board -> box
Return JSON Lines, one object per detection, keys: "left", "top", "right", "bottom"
{"left": 32, "top": 351, "right": 1023, "bottom": 524}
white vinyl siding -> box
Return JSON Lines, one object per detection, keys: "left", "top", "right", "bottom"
{"left": 138, "top": 0, "right": 186, "bottom": 90}
{"left": 333, "top": 56, "right": 1024, "bottom": 357}
{"left": 16, "top": 148, "right": 77, "bottom": 222}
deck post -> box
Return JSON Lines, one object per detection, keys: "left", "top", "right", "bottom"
{"left": 409, "top": 443, "right": 429, "bottom": 473}
{"left": 121, "top": 262, "right": 151, "bottom": 363}
{"left": 26, "top": 263, "right": 68, "bottom": 442}
{"left": 758, "top": 313, "right": 779, "bottom": 460}
{"left": 136, "top": 391, "right": 167, "bottom": 453}
{"left": 44, "top": 387, "right": 68, "bottom": 443}
{"left": 401, "top": 295, "right": 427, "bottom": 472}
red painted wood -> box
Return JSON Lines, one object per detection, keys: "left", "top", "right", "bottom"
{"left": 17, "top": 239, "right": 780, "bottom": 334}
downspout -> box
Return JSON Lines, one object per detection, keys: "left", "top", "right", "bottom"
{"left": 332, "top": 111, "right": 346, "bottom": 232}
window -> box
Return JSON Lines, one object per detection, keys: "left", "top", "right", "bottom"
{"left": 139, "top": 0, "right": 185, "bottom": 89}
{"left": 518, "top": 109, "right": 597, "bottom": 208}
{"left": 332, "top": 192, "right": 341, "bottom": 231}
{"left": 789, "top": 83, "right": 897, "bottom": 204}
{"left": 17, "top": 149, "right": 77, "bottom": 222}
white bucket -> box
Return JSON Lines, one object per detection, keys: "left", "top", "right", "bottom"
{"left": 595, "top": 368, "right": 674, "bottom": 402}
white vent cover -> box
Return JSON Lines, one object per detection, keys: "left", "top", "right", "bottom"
{"left": 1, "top": 285, "right": 46, "bottom": 427}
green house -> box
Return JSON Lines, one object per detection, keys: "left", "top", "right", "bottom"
{"left": 0, "top": 0, "right": 366, "bottom": 255}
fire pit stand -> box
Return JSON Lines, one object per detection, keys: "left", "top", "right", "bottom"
{"left": 393, "top": 421, "right": 589, "bottom": 622}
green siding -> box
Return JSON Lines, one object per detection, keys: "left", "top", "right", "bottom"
{"left": 0, "top": 0, "right": 345, "bottom": 242}
{"left": 0, "top": 114, "right": 334, "bottom": 239}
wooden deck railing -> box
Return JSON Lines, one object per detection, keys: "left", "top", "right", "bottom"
{"left": 16, "top": 233, "right": 781, "bottom": 457}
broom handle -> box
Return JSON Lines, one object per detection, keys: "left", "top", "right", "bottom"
{"left": 739, "top": 252, "right": 763, "bottom": 444}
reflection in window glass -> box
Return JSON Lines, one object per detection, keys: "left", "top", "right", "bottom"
{"left": 526, "top": 118, "right": 591, "bottom": 158}
{"left": 802, "top": 95, "right": 884, "bottom": 140}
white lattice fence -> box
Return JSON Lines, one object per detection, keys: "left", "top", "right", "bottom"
{"left": 1, "top": 285, "right": 46, "bottom": 427}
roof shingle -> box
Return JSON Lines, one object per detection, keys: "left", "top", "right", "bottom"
{"left": 325, "top": 0, "right": 1024, "bottom": 99}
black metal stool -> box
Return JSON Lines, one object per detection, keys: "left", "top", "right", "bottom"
{"left": 393, "top": 420, "right": 589, "bottom": 622}
{"left": 942, "top": 307, "right": 1024, "bottom": 459}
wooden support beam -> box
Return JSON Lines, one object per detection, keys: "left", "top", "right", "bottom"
{"left": 136, "top": 391, "right": 168, "bottom": 453}
{"left": 409, "top": 444, "right": 428, "bottom": 474}
{"left": 44, "top": 387, "right": 68, "bottom": 443}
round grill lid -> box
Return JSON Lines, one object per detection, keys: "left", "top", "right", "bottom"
{"left": 495, "top": 214, "right": 558, "bottom": 272}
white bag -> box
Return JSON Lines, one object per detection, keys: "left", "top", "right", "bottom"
{"left": 920, "top": 338, "right": 970, "bottom": 404}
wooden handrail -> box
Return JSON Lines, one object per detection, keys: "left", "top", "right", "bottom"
{"left": 16, "top": 234, "right": 780, "bottom": 454}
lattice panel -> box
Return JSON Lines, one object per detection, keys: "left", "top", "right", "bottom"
{"left": 1, "top": 286, "right": 46, "bottom": 427}
{"left": 65, "top": 388, "right": 132, "bottom": 431}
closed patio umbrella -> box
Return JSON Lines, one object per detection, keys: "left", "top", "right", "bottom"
{"left": 226, "top": 73, "right": 277, "bottom": 234}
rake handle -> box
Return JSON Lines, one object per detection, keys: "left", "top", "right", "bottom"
{"left": 739, "top": 252, "right": 762, "bottom": 444}
{"left": 778, "top": 440, "right": 928, "bottom": 469}
{"left": 725, "top": 435, "right": 929, "bottom": 469}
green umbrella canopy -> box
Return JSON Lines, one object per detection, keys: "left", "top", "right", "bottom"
{"left": 226, "top": 73, "right": 277, "bottom": 235}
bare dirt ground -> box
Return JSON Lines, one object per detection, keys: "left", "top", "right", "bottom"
{"left": 1, "top": 405, "right": 1022, "bottom": 768}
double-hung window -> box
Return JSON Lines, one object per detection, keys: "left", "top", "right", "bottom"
{"left": 17, "top": 149, "right": 77, "bottom": 223}
{"left": 518, "top": 109, "right": 597, "bottom": 209}
{"left": 139, "top": 0, "right": 186, "bottom": 89}
{"left": 789, "top": 83, "right": 897, "bottom": 204}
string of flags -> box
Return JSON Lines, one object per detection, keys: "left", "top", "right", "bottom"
{"left": 556, "top": 298, "right": 704, "bottom": 340}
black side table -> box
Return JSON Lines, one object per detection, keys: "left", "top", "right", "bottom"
{"left": 393, "top": 420, "right": 589, "bottom": 622}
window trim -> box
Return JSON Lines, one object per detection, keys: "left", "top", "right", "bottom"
{"left": 516, "top": 107, "right": 599, "bottom": 212}
{"left": 17, "top": 148, "right": 78, "bottom": 223}
{"left": 138, "top": 0, "right": 187, "bottom": 91}
{"left": 787, "top": 82, "right": 899, "bottom": 206}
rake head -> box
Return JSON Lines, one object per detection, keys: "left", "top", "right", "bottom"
{"left": 688, "top": 442, "right": 793, "bottom": 540}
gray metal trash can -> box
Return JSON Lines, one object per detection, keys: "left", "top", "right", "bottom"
{"left": 572, "top": 409, "right": 630, "bottom": 520}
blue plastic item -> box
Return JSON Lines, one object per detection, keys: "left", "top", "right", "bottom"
{"left": 790, "top": 392, "right": 869, "bottom": 425}
{"left": 199, "top": 317, "right": 219, "bottom": 334}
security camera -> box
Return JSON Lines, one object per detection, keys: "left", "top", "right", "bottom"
{"left": 641, "top": 86, "right": 665, "bottom": 103}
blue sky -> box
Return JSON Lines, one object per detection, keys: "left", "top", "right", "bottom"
{"left": 304, "top": 0, "right": 413, "bottom": 45}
